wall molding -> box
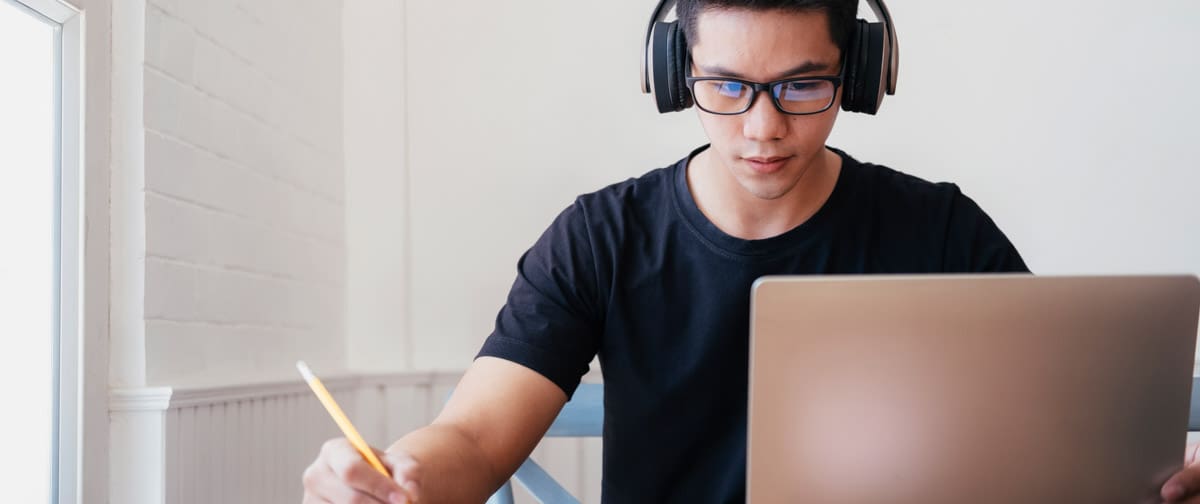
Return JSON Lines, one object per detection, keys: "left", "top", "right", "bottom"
{"left": 109, "top": 371, "right": 463, "bottom": 411}
{"left": 109, "top": 387, "right": 173, "bottom": 412}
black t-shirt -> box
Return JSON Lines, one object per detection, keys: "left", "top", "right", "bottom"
{"left": 477, "top": 145, "right": 1028, "bottom": 503}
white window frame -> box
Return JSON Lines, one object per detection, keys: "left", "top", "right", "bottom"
{"left": 6, "top": 0, "right": 89, "bottom": 502}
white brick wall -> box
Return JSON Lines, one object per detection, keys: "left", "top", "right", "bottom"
{"left": 141, "top": 0, "right": 346, "bottom": 386}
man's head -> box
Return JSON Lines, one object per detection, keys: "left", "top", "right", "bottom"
{"left": 680, "top": 0, "right": 857, "bottom": 201}
{"left": 677, "top": 0, "right": 858, "bottom": 57}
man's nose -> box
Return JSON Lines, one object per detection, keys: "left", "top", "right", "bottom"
{"left": 742, "top": 90, "right": 788, "bottom": 142}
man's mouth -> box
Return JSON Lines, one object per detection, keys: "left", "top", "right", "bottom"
{"left": 742, "top": 156, "right": 792, "bottom": 174}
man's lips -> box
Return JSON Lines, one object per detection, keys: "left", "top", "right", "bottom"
{"left": 743, "top": 155, "right": 792, "bottom": 174}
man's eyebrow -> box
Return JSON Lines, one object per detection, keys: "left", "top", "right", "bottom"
{"left": 695, "top": 60, "right": 833, "bottom": 80}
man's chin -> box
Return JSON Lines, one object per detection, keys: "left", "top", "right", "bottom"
{"left": 735, "top": 179, "right": 793, "bottom": 201}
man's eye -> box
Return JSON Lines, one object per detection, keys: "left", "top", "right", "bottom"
{"left": 714, "top": 81, "right": 744, "bottom": 98}
{"left": 778, "top": 80, "right": 833, "bottom": 103}
{"left": 786, "top": 81, "right": 818, "bottom": 91}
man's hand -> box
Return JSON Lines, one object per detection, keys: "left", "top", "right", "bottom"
{"left": 301, "top": 437, "right": 422, "bottom": 504}
{"left": 1162, "top": 442, "right": 1200, "bottom": 502}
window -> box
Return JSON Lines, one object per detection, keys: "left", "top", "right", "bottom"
{"left": 0, "top": 0, "right": 81, "bottom": 501}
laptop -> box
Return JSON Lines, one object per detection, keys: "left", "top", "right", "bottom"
{"left": 747, "top": 275, "right": 1200, "bottom": 504}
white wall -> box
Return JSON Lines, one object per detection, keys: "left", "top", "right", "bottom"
{"left": 398, "top": 1, "right": 1200, "bottom": 369}
{"left": 344, "top": 0, "right": 411, "bottom": 372}
{"left": 120, "top": 0, "right": 347, "bottom": 387}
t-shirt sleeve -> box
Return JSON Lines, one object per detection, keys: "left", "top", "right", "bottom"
{"left": 476, "top": 200, "right": 604, "bottom": 399}
{"left": 941, "top": 188, "right": 1031, "bottom": 273}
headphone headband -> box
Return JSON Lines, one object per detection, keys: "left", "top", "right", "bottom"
{"left": 640, "top": 0, "right": 678, "bottom": 94}
{"left": 862, "top": 0, "right": 898, "bottom": 95}
{"left": 639, "top": 0, "right": 898, "bottom": 97}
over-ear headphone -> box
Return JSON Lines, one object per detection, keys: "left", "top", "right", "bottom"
{"left": 639, "top": 0, "right": 899, "bottom": 115}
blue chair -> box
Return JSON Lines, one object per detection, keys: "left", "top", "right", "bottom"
{"left": 1190, "top": 377, "right": 1200, "bottom": 430}
{"left": 485, "top": 383, "right": 604, "bottom": 504}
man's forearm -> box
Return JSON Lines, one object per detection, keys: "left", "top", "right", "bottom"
{"left": 387, "top": 422, "right": 508, "bottom": 503}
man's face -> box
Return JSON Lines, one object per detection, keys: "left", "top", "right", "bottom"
{"left": 690, "top": 8, "right": 842, "bottom": 200}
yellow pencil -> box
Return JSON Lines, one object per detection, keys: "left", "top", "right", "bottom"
{"left": 296, "top": 361, "right": 391, "bottom": 478}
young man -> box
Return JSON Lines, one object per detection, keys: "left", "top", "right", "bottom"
{"left": 303, "top": 1, "right": 1200, "bottom": 503}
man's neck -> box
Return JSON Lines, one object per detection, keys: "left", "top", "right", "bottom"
{"left": 686, "top": 147, "right": 842, "bottom": 241}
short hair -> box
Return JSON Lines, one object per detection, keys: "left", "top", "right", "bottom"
{"left": 676, "top": 0, "right": 858, "bottom": 56}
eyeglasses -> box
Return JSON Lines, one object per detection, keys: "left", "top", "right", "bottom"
{"left": 684, "top": 71, "right": 843, "bottom": 116}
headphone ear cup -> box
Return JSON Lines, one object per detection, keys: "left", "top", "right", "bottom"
{"left": 841, "top": 19, "right": 866, "bottom": 113}
{"left": 842, "top": 19, "right": 886, "bottom": 115}
{"left": 669, "top": 22, "right": 693, "bottom": 110}
{"left": 651, "top": 21, "right": 691, "bottom": 113}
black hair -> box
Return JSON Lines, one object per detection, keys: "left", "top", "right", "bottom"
{"left": 676, "top": 0, "right": 858, "bottom": 55}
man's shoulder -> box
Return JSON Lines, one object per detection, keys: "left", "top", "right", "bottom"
{"left": 835, "top": 152, "right": 976, "bottom": 228}
{"left": 572, "top": 159, "right": 679, "bottom": 215}
{"left": 844, "top": 153, "right": 964, "bottom": 203}
{"left": 837, "top": 151, "right": 1027, "bottom": 272}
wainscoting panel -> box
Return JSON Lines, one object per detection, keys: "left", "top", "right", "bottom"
{"left": 110, "top": 372, "right": 603, "bottom": 504}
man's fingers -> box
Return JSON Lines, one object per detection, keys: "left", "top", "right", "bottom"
{"left": 385, "top": 451, "right": 423, "bottom": 503}
{"left": 1162, "top": 444, "right": 1200, "bottom": 503}
{"left": 321, "top": 438, "right": 406, "bottom": 502}
{"left": 301, "top": 493, "right": 332, "bottom": 504}
{"left": 1163, "top": 464, "right": 1200, "bottom": 502}
{"left": 303, "top": 461, "right": 389, "bottom": 503}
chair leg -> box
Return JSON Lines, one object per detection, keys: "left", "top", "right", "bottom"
{"left": 485, "top": 481, "right": 515, "bottom": 504}
{"left": 512, "top": 458, "right": 582, "bottom": 504}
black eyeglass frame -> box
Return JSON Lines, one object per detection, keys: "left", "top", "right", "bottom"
{"left": 684, "top": 67, "right": 845, "bottom": 116}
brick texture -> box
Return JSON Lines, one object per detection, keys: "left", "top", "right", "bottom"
{"left": 142, "top": 0, "right": 345, "bottom": 385}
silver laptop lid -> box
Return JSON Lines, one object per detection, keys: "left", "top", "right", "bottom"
{"left": 748, "top": 275, "right": 1200, "bottom": 504}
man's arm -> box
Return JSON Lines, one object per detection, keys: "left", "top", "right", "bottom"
{"left": 390, "top": 357, "right": 568, "bottom": 501}
{"left": 301, "top": 357, "right": 567, "bottom": 504}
